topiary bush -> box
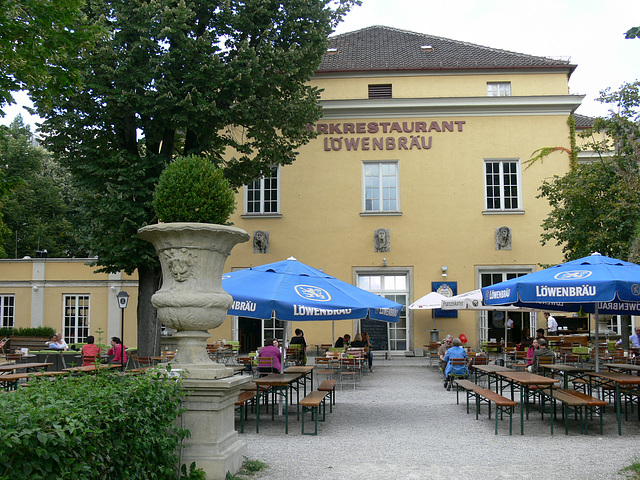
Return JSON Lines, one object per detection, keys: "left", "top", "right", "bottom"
{"left": 153, "top": 155, "right": 236, "bottom": 224}
{"left": 0, "top": 370, "right": 191, "bottom": 479}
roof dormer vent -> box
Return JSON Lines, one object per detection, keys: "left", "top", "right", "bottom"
{"left": 421, "top": 45, "right": 433, "bottom": 52}
{"left": 327, "top": 47, "right": 338, "bottom": 54}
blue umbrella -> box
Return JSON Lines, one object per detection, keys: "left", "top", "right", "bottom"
{"left": 482, "top": 253, "right": 640, "bottom": 371}
{"left": 222, "top": 257, "right": 401, "bottom": 323}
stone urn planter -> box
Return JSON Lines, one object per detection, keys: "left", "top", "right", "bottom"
{"left": 138, "top": 222, "right": 249, "bottom": 379}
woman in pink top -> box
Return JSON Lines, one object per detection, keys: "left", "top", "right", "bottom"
{"left": 107, "top": 336, "right": 128, "bottom": 366}
{"left": 81, "top": 335, "right": 101, "bottom": 366}
{"left": 526, "top": 339, "right": 539, "bottom": 367}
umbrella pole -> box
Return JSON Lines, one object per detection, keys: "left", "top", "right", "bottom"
{"left": 504, "top": 321, "right": 508, "bottom": 365}
{"left": 594, "top": 305, "right": 600, "bottom": 373}
{"left": 332, "top": 320, "right": 335, "bottom": 347}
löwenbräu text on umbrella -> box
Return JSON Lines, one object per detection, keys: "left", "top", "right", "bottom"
{"left": 293, "top": 305, "right": 353, "bottom": 316}
{"left": 535, "top": 285, "right": 597, "bottom": 297}
{"left": 231, "top": 301, "right": 257, "bottom": 312}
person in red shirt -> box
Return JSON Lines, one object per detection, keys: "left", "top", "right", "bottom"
{"left": 81, "top": 336, "right": 101, "bottom": 366}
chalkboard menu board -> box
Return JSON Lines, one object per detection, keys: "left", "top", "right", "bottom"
{"left": 361, "top": 318, "right": 388, "bottom": 351}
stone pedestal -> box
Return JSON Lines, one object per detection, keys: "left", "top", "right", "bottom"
{"left": 178, "top": 374, "right": 251, "bottom": 479}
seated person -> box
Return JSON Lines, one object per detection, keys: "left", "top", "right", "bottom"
{"left": 45, "top": 334, "right": 60, "bottom": 349}
{"left": 55, "top": 333, "right": 70, "bottom": 351}
{"left": 258, "top": 338, "right": 282, "bottom": 374}
{"left": 527, "top": 338, "right": 555, "bottom": 373}
{"left": 107, "top": 336, "right": 127, "bottom": 365}
{"left": 525, "top": 339, "right": 537, "bottom": 367}
{"left": 443, "top": 338, "right": 469, "bottom": 388}
{"left": 334, "top": 336, "right": 345, "bottom": 348}
{"left": 289, "top": 328, "right": 307, "bottom": 365}
{"left": 438, "top": 335, "right": 453, "bottom": 375}
{"left": 615, "top": 327, "right": 640, "bottom": 349}
{"left": 81, "top": 336, "right": 101, "bottom": 366}
{"left": 350, "top": 333, "right": 366, "bottom": 348}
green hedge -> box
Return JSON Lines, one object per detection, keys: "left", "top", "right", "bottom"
{"left": 0, "top": 327, "right": 55, "bottom": 337}
{"left": 0, "top": 370, "right": 189, "bottom": 479}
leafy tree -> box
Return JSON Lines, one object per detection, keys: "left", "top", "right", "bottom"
{"left": 625, "top": 26, "right": 640, "bottom": 39}
{"left": 0, "top": 0, "right": 100, "bottom": 116}
{"left": 0, "top": 116, "right": 87, "bottom": 258}
{"left": 31, "top": 0, "right": 357, "bottom": 355}
{"left": 538, "top": 81, "right": 640, "bottom": 261}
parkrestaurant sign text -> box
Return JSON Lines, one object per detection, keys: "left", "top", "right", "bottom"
{"left": 309, "top": 120, "right": 466, "bottom": 152}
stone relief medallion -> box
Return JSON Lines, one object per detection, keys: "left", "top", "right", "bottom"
{"left": 164, "top": 248, "right": 197, "bottom": 282}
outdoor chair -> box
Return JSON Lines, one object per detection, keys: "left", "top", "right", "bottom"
{"left": 446, "top": 357, "right": 469, "bottom": 391}
{"left": 137, "top": 356, "right": 156, "bottom": 368}
{"left": 5, "top": 353, "right": 24, "bottom": 364}
{"left": 257, "top": 356, "right": 276, "bottom": 377}
{"left": 237, "top": 357, "right": 253, "bottom": 375}
{"left": 314, "top": 357, "right": 336, "bottom": 384}
{"left": 427, "top": 342, "right": 440, "bottom": 367}
{"left": 339, "top": 357, "right": 359, "bottom": 390}
{"left": 82, "top": 355, "right": 98, "bottom": 366}
{"left": 285, "top": 344, "right": 303, "bottom": 366}
{"left": 534, "top": 355, "right": 554, "bottom": 374}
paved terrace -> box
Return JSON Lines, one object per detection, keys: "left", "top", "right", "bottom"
{"left": 242, "top": 355, "right": 640, "bottom": 480}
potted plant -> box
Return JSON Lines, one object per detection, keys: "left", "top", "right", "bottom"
{"left": 138, "top": 155, "right": 249, "bottom": 375}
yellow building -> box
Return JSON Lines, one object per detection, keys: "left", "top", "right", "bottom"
{"left": 220, "top": 26, "right": 582, "bottom": 353}
{"left": 0, "top": 258, "right": 138, "bottom": 347}
{"left": 0, "top": 26, "right": 584, "bottom": 354}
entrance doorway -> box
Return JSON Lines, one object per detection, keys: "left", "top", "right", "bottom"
{"left": 239, "top": 317, "right": 262, "bottom": 354}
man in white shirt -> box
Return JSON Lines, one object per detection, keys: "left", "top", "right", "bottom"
{"left": 544, "top": 312, "right": 558, "bottom": 335}
{"left": 616, "top": 326, "right": 640, "bottom": 349}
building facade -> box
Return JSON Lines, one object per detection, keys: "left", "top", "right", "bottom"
{"left": 221, "top": 26, "right": 583, "bottom": 353}
{"left": 1, "top": 26, "right": 586, "bottom": 353}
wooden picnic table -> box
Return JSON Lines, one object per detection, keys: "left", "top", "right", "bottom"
{"left": 63, "top": 363, "right": 121, "bottom": 373}
{"left": 587, "top": 371, "right": 640, "bottom": 435}
{"left": 0, "top": 362, "right": 53, "bottom": 373}
{"left": 0, "top": 371, "right": 66, "bottom": 390}
{"left": 497, "top": 371, "right": 559, "bottom": 435}
{"left": 254, "top": 373, "right": 303, "bottom": 434}
{"left": 603, "top": 363, "right": 640, "bottom": 376}
{"left": 539, "top": 363, "right": 593, "bottom": 389}
{"left": 471, "top": 364, "right": 510, "bottom": 389}
{"left": 283, "top": 365, "right": 315, "bottom": 396}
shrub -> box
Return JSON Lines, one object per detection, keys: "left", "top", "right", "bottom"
{"left": 0, "top": 326, "right": 55, "bottom": 337}
{"left": 0, "top": 370, "right": 188, "bottom": 479}
{"left": 153, "top": 155, "right": 236, "bottom": 224}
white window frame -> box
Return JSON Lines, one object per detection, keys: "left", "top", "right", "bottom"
{"left": 362, "top": 161, "right": 400, "bottom": 214}
{"left": 356, "top": 268, "right": 410, "bottom": 353}
{"left": 0, "top": 295, "right": 14, "bottom": 328}
{"left": 476, "top": 267, "right": 535, "bottom": 346}
{"left": 487, "top": 82, "right": 511, "bottom": 96}
{"left": 263, "top": 312, "right": 285, "bottom": 346}
{"left": 244, "top": 165, "right": 280, "bottom": 215}
{"left": 63, "top": 294, "right": 90, "bottom": 344}
{"left": 484, "top": 158, "right": 522, "bottom": 213}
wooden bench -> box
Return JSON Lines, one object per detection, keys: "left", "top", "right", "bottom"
{"left": 234, "top": 391, "right": 257, "bottom": 433}
{"left": 317, "top": 380, "right": 337, "bottom": 412}
{"left": 300, "top": 391, "right": 329, "bottom": 435}
{"left": 453, "top": 379, "right": 480, "bottom": 414}
{"left": 472, "top": 387, "right": 518, "bottom": 435}
{"left": 558, "top": 389, "right": 607, "bottom": 434}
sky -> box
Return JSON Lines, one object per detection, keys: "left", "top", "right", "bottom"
{"left": 2, "top": 0, "right": 639, "bottom": 129}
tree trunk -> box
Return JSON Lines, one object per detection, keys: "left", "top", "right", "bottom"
{"left": 136, "top": 264, "right": 162, "bottom": 356}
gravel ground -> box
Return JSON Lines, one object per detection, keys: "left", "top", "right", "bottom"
{"left": 240, "top": 360, "right": 640, "bottom": 480}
